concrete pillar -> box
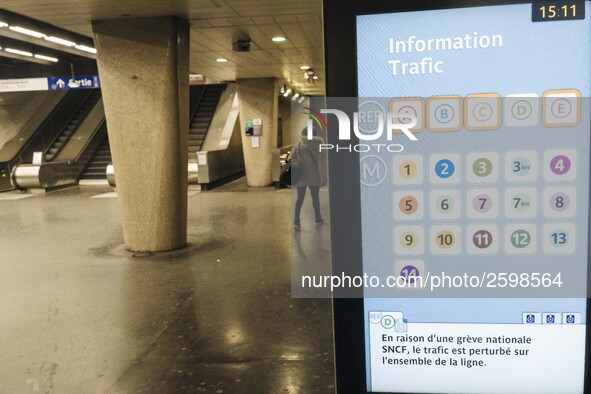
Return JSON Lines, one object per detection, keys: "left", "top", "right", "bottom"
{"left": 237, "top": 78, "right": 278, "bottom": 187}
{"left": 92, "top": 17, "right": 189, "bottom": 252}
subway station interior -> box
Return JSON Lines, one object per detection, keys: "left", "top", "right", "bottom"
{"left": 0, "top": 1, "right": 334, "bottom": 393}
{"left": 3, "top": 1, "right": 591, "bottom": 393}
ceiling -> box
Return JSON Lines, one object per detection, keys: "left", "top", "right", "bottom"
{"left": 0, "top": 0, "right": 325, "bottom": 95}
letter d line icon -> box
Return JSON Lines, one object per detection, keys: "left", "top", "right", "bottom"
{"left": 505, "top": 94, "right": 539, "bottom": 127}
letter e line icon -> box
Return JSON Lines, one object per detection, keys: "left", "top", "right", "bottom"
{"left": 543, "top": 89, "right": 580, "bottom": 127}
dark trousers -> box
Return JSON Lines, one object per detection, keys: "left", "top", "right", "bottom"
{"left": 294, "top": 186, "right": 321, "bottom": 224}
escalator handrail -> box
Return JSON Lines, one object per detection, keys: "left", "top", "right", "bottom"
{"left": 189, "top": 85, "right": 206, "bottom": 125}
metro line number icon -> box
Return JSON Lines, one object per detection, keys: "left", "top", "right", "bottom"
{"left": 435, "top": 159, "right": 455, "bottom": 179}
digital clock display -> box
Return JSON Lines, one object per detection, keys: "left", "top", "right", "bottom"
{"left": 533, "top": 1, "right": 585, "bottom": 21}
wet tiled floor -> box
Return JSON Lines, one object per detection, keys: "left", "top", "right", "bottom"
{"left": 0, "top": 180, "right": 334, "bottom": 393}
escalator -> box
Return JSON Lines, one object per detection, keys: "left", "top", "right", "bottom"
{"left": 44, "top": 90, "right": 102, "bottom": 162}
{"left": 79, "top": 84, "right": 227, "bottom": 185}
{"left": 0, "top": 90, "right": 90, "bottom": 192}
{"left": 188, "top": 84, "right": 226, "bottom": 157}
{"left": 9, "top": 91, "right": 108, "bottom": 191}
{"left": 79, "top": 84, "right": 228, "bottom": 186}
{"left": 80, "top": 135, "right": 111, "bottom": 181}
{"left": 8, "top": 84, "right": 231, "bottom": 190}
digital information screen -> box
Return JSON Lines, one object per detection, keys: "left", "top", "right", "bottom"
{"left": 356, "top": 2, "right": 590, "bottom": 393}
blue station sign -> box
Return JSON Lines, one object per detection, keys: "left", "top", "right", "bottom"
{"left": 48, "top": 75, "right": 100, "bottom": 90}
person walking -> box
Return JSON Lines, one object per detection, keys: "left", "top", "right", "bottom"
{"left": 291, "top": 127, "right": 327, "bottom": 231}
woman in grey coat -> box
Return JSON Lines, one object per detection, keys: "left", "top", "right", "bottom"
{"left": 291, "top": 128, "right": 327, "bottom": 231}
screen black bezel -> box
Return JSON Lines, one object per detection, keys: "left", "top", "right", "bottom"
{"left": 323, "top": 0, "right": 591, "bottom": 393}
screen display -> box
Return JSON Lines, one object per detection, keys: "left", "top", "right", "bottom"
{"left": 356, "top": 2, "right": 590, "bottom": 393}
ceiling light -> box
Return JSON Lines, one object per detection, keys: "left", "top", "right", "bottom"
{"left": 313, "top": 75, "right": 319, "bottom": 80}
{"left": 293, "top": 93, "right": 300, "bottom": 98}
{"left": 272, "top": 36, "right": 286, "bottom": 42}
{"left": 0, "top": 22, "right": 8, "bottom": 28}
{"left": 283, "top": 88, "right": 292, "bottom": 97}
{"left": 280, "top": 85, "right": 286, "bottom": 94}
{"left": 75, "top": 45, "right": 97, "bottom": 54}
{"left": 45, "top": 36, "right": 76, "bottom": 47}
{"left": 9, "top": 26, "right": 45, "bottom": 38}
{"left": 300, "top": 65, "right": 311, "bottom": 70}
{"left": 216, "top": 57, "right": 228, "bottom": 63}
{"left": 298, "top": 96, "right": 306, "bottom": 104}
{"left": 5, "top": 48, "right": 33, "bottom": 57}
{"left": 34, "top": 54, "right": 58, "bottom": 62}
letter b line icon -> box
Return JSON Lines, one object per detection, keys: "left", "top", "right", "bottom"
{"left": 427, "top": 96, "right": 462, "bottom": 132}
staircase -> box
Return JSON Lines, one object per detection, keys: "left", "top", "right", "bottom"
{"left": 188, "top": 84, "right": 226, "bottom": 157}
{"left": 44, "top": 90, "right": 102, "bottom": 162}
{"left": 80, "top": 135, "right": 111, "bottom": 180}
